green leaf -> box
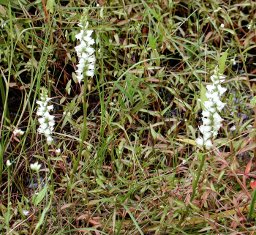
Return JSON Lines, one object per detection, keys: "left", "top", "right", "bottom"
{"left": 0, "top": 1, "right": 7, "bottom": 5}
{"left": 200, "top": 83, "right": 207, "bottom": 110}
{"left": 250, "top": 96, "right": 256, "bottom": 106}
{"left": 33, "top": 200, "right": 51, "bottom": 234}
{"left": 248, "top": 189, "right": 256, "bottom": 220}
{"left": 33, "top": 185, "right": 48, "bottom": 206}
{"left": 65, "top": 79, "right": 72, "bottom": 95}
{"left": 96, "top": 178, "right": 106, "bottom": 189}
{"left": 148, "top": 33, "right": 157, "bottom": 50}
{"left": 151, "top": 49, "right": 160, "bottom": 66}
{"left": 218, "top": 50, "right": 228, "bottom": 74}
{"left": 46, "top": 0, "right": 55, "bottom": 13}
{"left": 122, "top": 204, "right": 144, "bottom": 235}
{"left": 150, "top": 125, "right": 158, "bottom": 140}
{"left": 0, "top": 0, "right": 27, "bottom": 8}
{"left": 177, "top": 138, "right": 196, "bottom": 146}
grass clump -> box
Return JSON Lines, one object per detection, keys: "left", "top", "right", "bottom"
{"left": 0, "top": 1, "right": 256, "bottom": 234}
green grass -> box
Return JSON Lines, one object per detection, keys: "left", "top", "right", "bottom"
{"left": 0, "top": 0, "right": 256, "bottom": 234}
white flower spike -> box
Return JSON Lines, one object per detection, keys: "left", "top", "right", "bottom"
{"left": 13, "top": 129, "right": 24, "bottom": 137}
{"left": 196, "top": 66, "right": 226, "bottom": 149}
{"left": 75, "top": 16, "right": 96, "bottom": 83}
{"left": 36, "top": 88, "right": 55, "bottom": 145}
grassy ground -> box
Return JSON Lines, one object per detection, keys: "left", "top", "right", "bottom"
{"left": 0, "top": 0, "right": 256, "bottom": 234}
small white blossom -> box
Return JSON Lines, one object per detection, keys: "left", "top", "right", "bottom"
{"left": 220, "top": 23, "right": 225, "bottom": 28}
{"left": 202, "top": 110, "right": 210, "bottom": 118}
{"left": 202, "top": 117, "right": 211, "bottom": 126}
{"left": 196, "top": 66, "right": 226, "bottom": 149}
{"left": 75, "top": 17, "right": 96, "bottom": 83}
{"left": 36, "top": 88, "right": 55, "bottom": 145}
{"left": 202, "top": 131, "right": 212, "bottom": 141}
{"left": 22, "top": 210, "right": 30, "bottom": 216}
{"left": 199, "top": 125, "right": 212, "bottom": 133}
{"left": 30, "top": 162, "right": 41, "bottom": 171}
{"left": 231, "top": 58, "right": 236, "bottom": 66}
{"left": 6, "top": 160, "right": 12, "bottom": 167}
{"left": 13, "top": 129, "right": 24, "bottom": 137}
{"left": 216, "top": 85, "right": 227, "bottom": 95}
{"left": 0, "top": 20, "right": 6, "bottom": 28}
{"left": 204, "top": 139, "right": 213, "bottom": 149}
{"left": 195, "top": 137, "right": 204, "bottom": 147}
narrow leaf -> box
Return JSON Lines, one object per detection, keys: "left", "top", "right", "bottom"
{"left": 200, "top": 83, "right": 207, "bottom": 110}
{"left": 46, "top": 0, "right": 55, "bottom": 13}
{"left": 177, "top": 138, "right": 196, "bottom": 146}
{"left": 33, "top": 200, "right": 51, "bottom": 234}
{"left": 122, "top": 204, "right": 144, "bottom": 235}
{"left": 218, "top": 50, "right": 228, "bottom": 74}
{"left": 248, "top": 190, "right": 256, "bottom": 220}
{"left": 33, "top": 185, "right": 48, "bottom": 206}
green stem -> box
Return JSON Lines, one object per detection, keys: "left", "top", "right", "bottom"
{"left": 248, "top": 189, "right": 256, "bottom": 220}
{"left": 191, "top": 152, "right": 206, "bottom": 202}
{"left": 45, "top": 143, "right": 54, "bottom": 187}
{"left": 0, "top": 143, "right": 3, "bottom": 184}
{"left": 68, "top": 84, "right": 88, "bottom": 194}
{"left": 6, "top": 166, "right": 11, "bottom": 233}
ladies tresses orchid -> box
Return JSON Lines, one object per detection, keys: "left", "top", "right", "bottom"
{"left": 75, "top": 19, "right": 95, "bottom": 83}
{"left": 36, "top": 88, "right": 55, "bottom": 145}
{"left": 196, "top": 66, "right": 227, "bottom": 149}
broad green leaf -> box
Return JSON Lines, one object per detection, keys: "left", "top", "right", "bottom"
{"left": 218, "top": 50, "right": 228, "bottom": 74}
{"left": 33, "top": 185, "right": 48, "bottom": 206}
{"left": 148, "top": 33, "right": 157, "bottom": 50}
{"left": 34, "top": 200, "right": 51, "bottom": 233}
{"left": 151, "top": 49, "right": 160, "bottom": 66}
{"left": 46, "top": 0, "right": 55, "bottom": 14}
{"left": 250, "top": 96, "right": 256, "bottom": 106}
{"left": 150, "top": 125, "right": 158, "bottom": 140}
{"left": 0, "top": 1, "right": 7, "bottom": 5}
{"left": 248, "top": 190, "right": 256, "bottom": 220}
{"left": 96, "top": 178, "right": 105, "bottom": 189}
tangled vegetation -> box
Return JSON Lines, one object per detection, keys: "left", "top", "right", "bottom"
{"left": 0, "top": 0, "right": 256, "bottom": 234}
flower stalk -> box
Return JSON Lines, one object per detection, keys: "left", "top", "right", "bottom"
{"left": 36, "top": 88, "right": 55, "bottom": 145}
{"left": 68, "top": 15, "right": 95, "bottom": 195}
